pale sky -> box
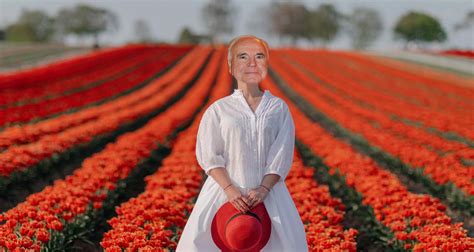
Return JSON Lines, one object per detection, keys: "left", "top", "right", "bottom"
{"left": 1, "top": 0, "right": 473, "bottom": 49}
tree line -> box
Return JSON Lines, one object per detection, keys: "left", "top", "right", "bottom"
{"left": 2, "top": 4, "right": 118, "bottom": 48}
{"left": 184, "top": 0, "right": 473, "bottom": 49}
{"left": 2, "top": 2, "right": 473, "bottom": 49}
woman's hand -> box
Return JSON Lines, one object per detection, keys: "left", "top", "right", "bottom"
{"left": 224, "top": 185, "right": 250, "bottom": 213}
{"left": 246, "top": 186, "right": 269, "bottom": 209}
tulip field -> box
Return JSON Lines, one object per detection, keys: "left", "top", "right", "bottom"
{"left": 0, "top": 44, "right": 473, "bottom": 251}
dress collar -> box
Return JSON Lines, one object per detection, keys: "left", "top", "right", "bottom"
{"left": 231, "top": 89, "right": 271, "bottom": 98}
{"left": 232, "top": 89, "right": 271, "bottom": 116}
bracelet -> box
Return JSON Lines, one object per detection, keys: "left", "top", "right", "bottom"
{"left": 223, "top": 184, "right": 233, "bottom": 191}
{"left": 259, "top": 184, "right": 271, "bottom": 192}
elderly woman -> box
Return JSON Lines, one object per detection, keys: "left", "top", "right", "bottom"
{"left": 176, "top": 35, "right": 308, "bottom": 251}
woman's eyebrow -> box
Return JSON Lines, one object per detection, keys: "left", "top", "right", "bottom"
{"left": 236, "top": 52, "right": 265, "bottom": 58}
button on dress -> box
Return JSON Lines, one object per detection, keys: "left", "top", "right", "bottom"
{"left": 176, "top": 89, "right": 308, "bottom": 252}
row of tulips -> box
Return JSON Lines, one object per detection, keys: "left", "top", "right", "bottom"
{"left": 287, "top": 154, "right": 358, "bottom": 251}
{"left": 270, "top": 53, "right": 474, "bottom": 197}
{"left": 329, "top": 50, "right": 474, "bottom": 128}
{"left": 0, "top": 48, "right": 222, "bottom": 251}
{"left": 261, "top": 77, "right": 474, "bottom": 251}
{"left": 101, "top": 55, "right": 231, "bottom": 251}
{"left": 310, "top": 50, "right": 473, "bottom": 147}
{"left": 0, "top": 47, "right": 210, "bottom": 182}
{"left": 288, "top": 50, "right": 472, "bottom": 119}
{"left": 0, "top": 46, "right": 168, "bottom": 108}
{"left": 275, "top": 50, "right": 472, "bottom": 163}
{"left": 336, "top": 51, "right": 474, "bottom": 103}
{"left": 283, "top": 51, "right": 474, "bottom": 162}
{"left": 0, "top": 46, "right": 190, "bottom": 127}
{"left": 0, "top": 44, "right": 153, "bottom": 89}
{"left": 440, "top": 50, "right": 474, "bottom": 59}
{"left": 0, "top": 46, "right": 210, "bottom": 150}
{"left": 347, "top": 51, "right": 472, "bottom": 114}
{"left": 283, "top": 50, "right": 474, "bottom": 141}
{"left": 330, "top": 51, "right": 474, "bottom": 141}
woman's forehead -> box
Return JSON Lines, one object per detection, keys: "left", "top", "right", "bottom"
{"left": 233, "top": 40, "right": 267, "bottom": 55}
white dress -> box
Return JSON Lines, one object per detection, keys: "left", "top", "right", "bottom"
{"left": 176, "top": 89, "right": 308, "bottom": 252}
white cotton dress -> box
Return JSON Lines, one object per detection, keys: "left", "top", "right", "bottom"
{"left": 176, "top": 89, "right": 308, "bottom": 252}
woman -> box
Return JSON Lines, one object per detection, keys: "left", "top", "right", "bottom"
{"left": 176, "top": 35, "right": 308, "bottom": 251}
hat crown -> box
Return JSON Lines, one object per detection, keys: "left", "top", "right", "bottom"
{"left": 211, "top": 202, "right": 271, "bottom": 251}
{"left": 225, "top": 214, "right": 263, "bottom": 250}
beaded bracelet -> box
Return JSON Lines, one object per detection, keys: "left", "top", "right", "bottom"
{"left": 259, "top": 184, "right": 271, "bottom": 192}
{"left": 223, "top": 184, "right": 233, "bottom": 191}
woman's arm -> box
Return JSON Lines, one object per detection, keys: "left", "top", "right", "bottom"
{"left": 208, "top": 167, "right": 232, "bottom": 189}
{"left": 260, "top": 173, "right": 280, "bottom": 191}
{"left": 246, "top": 174, "right": 280, "bottom": 209}
{"left": 263, "top": 102, "right": 295, "bottom": 182}
{"left": 209, "top": 167, "right": 250, "bottom": 213}
{"left": 208, "top": 168, "right": 279, "bottom": 193}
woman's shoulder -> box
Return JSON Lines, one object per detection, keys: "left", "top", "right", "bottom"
{"left": 208, "top": 94, "right": 236, "bottom": 110}
{"left": 265, "top": 93, "right": 289, "bottom": 111}
{"left": 203, "top": 95, "right": 234, "bottom": 117}
{"left": 213, "top": 95, "right": 233, "bottom": 106}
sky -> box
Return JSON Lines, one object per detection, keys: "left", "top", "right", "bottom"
{"left": 1, "top": 0, "right": 473, "bottom": 50}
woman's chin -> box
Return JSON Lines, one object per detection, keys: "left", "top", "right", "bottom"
{"left": 241, "top": 77, "right": 263, "bottom": 85}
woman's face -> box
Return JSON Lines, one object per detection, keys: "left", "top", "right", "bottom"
{"left": 230, "top": 39, "right": 268, "bottom": 85}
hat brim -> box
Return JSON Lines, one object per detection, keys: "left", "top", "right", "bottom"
{"left": 211, "top": 202, "right": 271, "bottom": 251}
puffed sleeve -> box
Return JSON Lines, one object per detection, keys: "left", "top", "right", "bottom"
{"left": 263, "top": 101, "right": 295, "bottom": 182}
{"left": 195, "top": 104, "right": 226, "bottom": 175}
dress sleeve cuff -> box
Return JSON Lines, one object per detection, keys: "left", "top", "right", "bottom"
{"left": 263, "top": 171, "right": 284, "bottom": 182}
{"left": 205, "top": 164, "right": 226, "bottom": 176}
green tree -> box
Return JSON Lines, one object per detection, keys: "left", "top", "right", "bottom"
{"left": 177, "top": 27, "right": 201, "bottom": 44}
{"left": 202, "top": 0, "right": 237, "bottom": 43}
{"left": 56, "top": 4, "right": 118, "bottom": 48}
{"left": 394, "top": 11, "right": 447, "bottom": 48}
{"left": 6, "top": 9, "right": 55, "bottom": 42}
{"left": 345, "top": 7, "right": 383, "bottom": 49}
{"left": 269, "top": 2, "right": 310, "bottom": 45}
{"left": 307, "top": 4, "right": 342, "bottom": 47}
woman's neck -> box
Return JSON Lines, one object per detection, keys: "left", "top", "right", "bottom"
{"left": 236, "top": 82, "right": 263, "bottom": 98}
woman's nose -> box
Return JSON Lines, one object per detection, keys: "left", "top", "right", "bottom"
{"left": 248, "top": 57, "right": 256, "bottom": 66}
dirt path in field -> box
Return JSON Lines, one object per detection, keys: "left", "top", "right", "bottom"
{"left": 363, "top": 49, "right": 474, "bottom": 82}
{"left": 0, "top": 49, "right": 91, "bottom": 74}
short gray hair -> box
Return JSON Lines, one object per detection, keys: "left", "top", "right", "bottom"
{"left": 227, "top": 35, "right": 270, "bottom": 69}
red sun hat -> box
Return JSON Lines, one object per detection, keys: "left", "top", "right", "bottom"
{"left": 211, "top": 202, "right": 271, "bottom": 252}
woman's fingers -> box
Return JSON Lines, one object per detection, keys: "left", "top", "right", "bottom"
{"left": 250, "top": 198, "right": 261, "bottom": 209}
{"left": 230, "top": 196, "right": 249, "bottom": 213}
{"left": 234, "top": 201, "right": 246, "bottom": 213}
{"left": 231, "top": 201, "right": 242, "bottom": 212}
{"left": 247, "top": 195, "right": 263, "bottom": 209}
{"left": 229, "top": 191, "right": 266, "bottom": 212}
{"left": 247, "top": 190, "right": 263, "bottom": 209}
{"left": 243, "top": 196, "right": 253, "bottom": 206}
{"left": 237, "top": 198, "right": 250, "bottom": 212}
